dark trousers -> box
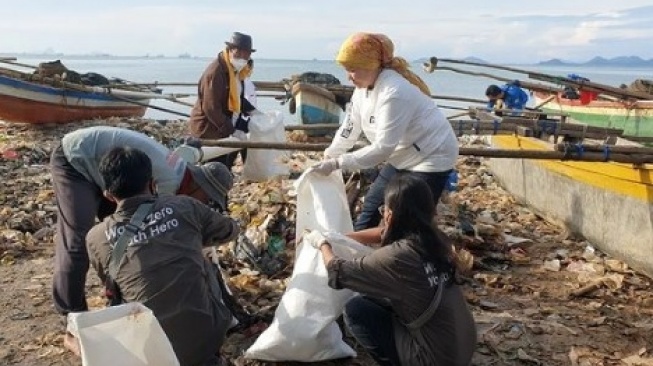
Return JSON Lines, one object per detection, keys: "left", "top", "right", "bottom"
{"left": 50, "top": 145, "right": 115, "bottom": 314}
{"left": 354, "top": 165, "right": 452, "bottom": 230}
{"left": 343, "top": 296, "right": 401, "bottom": 366}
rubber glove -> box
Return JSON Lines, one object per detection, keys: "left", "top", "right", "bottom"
{"left": 304, "top": 230, "right": 328, "bottom": 249}
{"left": 311, "top": 158, "right": 339, "bottom": 175}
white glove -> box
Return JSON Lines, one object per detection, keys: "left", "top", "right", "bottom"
{"left": 304, "top": 230, "right": 328, "bottom": 249}
{"left": 311, "top": 158, "right": 339, "bottom": 176}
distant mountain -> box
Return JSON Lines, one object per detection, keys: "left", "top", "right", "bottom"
{"left": 463, "top": 57, "right": 488, "bottom": 64}
{"left": 538, "top": 58, "right": 569, "bottom": 66}
{"left": 537, "top": 56, "right": 653, "bottom": 67}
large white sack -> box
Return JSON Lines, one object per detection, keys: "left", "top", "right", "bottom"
{"left": 245, "top": 171, "right": 372, "bottom": 362}
{"left": 67, "top": 302, "right": 179, "bottom": 366}
{"left": 242, "top": 110, "right": 289, "bottom": 181}
{"left": 294, "top": 170, "right": 355, "bottom": 237}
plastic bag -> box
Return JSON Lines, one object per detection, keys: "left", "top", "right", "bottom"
{"left": 245, "top": 171, "right": 371, "bottom": 362}
{"left": 242, "top": 110, "right": 289, "bottom": 181}
{"left": 67, "top": 302, "right": 179, "bottom": 366}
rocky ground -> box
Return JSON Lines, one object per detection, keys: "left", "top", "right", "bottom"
{"left": 1, "top": 118, "right": 652, "bottom": 366}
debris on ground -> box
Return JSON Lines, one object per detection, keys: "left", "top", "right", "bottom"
{"left": 1, "top": 120, "right": 652, "bottom": 366}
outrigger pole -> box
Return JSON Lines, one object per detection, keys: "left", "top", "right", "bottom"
{"left": 425, "top": 57, "right": 653, "bottom": 100}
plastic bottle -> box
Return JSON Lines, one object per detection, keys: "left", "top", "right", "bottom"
{"left": 445, "top": 170, "right": 459, "bottom": 192}
{"left": 267, "top": 235, "right": 286, "bottom": 257}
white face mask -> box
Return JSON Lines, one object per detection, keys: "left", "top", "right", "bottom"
{"left": 230, "top": 56, "right": 248, "bottom": 72}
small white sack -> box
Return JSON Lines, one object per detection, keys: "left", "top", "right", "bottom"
{"left": 67, "top": 302, "right": 179, "bottom": 366}
{"left": 242, "top": 110, "right": 289, "bottom": 181}
{"left": 245, "top": 171, "right": 372, "bottom": 362}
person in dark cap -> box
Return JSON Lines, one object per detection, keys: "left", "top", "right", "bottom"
{"left": 189, "top": 31, "right": 258, "bottom": 170}
{"left": 50, "top": 125, "right": 235, "bottom": 319}
{"left": 78, "top": 146, "right": 238, "bottom": 366}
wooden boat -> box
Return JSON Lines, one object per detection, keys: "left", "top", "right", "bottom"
{"left": 285, "top": 72, "right": 347, "bottom": 136}
{"left": 291, "top": 82, "right": 342, "bottom": 126}
{"left": 533, "top": 91, "right": 653, "bottom": 137}
{"left": 488, "top": 134, "right": 653, "bottom": 277}
{"left": 0, "top": 73, "right": 152, "bottom": 125}
{"left": 426, "top": 58, "right": 653, "bottom": 138}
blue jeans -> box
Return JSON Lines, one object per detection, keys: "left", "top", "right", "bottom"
{"left": 344, "top": 296, "right": 401, "bottom": 366}
{"left": 354, "top": 165, "right": 452, "bottom": 230}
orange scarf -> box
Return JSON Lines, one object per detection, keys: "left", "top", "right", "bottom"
{"left": 336, "top": 33, "right": 431, "bottom": 96}
{"left": 222, "top": 48, "right": 253, "bottom": 113}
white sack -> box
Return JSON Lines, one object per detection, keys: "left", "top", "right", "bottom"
{"left": 242, "top": 110, "right": 289, "bottom": 181}
{"left": 245, "top": 171, "right": 372, "bottom": 362}
{"left": 294, "top": 170, "right": 355, "bottom": 237}
{"left": 67, "top": 302, "right": 179, "bottom": 366}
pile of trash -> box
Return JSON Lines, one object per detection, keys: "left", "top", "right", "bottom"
{"left": 1, "top": 121, "right": 652, "bottom": 366}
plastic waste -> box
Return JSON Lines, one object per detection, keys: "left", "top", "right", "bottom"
{"left": 446, "top": 170, "right": 459, "bottom": 192}
{"left": 266, "top": 235, "right": 285, "bottom": 256}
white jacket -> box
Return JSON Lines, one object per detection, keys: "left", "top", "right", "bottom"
{"left": 325, "top": 69, "right": 458, "bottom": 172}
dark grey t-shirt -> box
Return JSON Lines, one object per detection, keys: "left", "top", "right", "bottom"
{"left": 86, "top": 194, "right": 238, "bottom": 366}
{"left": 327, "top": 238, "right": 477, "bottom": 366}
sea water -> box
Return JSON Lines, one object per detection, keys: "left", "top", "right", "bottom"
{"left": 11, "top": 56, "right": 653, "bottom": 124}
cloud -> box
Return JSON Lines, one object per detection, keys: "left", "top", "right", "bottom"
{"left": 2, "top": 2, "right": 653, "bottom": 62}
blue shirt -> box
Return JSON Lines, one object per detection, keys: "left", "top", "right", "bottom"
{"left": 487, "top": 84, "right": 529, "bottom": 111}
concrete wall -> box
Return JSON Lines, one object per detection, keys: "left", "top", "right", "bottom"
{"left": 489, "top": 158, "right": 653, "bottom": 278}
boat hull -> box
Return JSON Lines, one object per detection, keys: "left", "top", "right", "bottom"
{"left": 293, "top": 83, "right": 341, "bottom": 124}
{"left": 489, "top": 135, "right": 653, "bottom": 278}
{"left": 0, "top": 75, "right": 148, "bottom": 124}
{"left": 534, "top": 91, "right": 653, "bottom": 137}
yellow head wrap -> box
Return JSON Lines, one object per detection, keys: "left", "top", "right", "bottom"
{"left": 222, "top": 48, "right": 254, "bottom": 113}
{"left": 335, "top": 32, "right": 431, "bottom": 96}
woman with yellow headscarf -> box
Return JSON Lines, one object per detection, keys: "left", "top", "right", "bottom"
{"left": 312, "top": 32, "right": 459, "bottom": 229}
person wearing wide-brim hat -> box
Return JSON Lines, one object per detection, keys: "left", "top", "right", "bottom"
{"left": 50, "top": 125, "right": 236, "bottom": 319}
{"left": 189, "top": 31, "right": 259, "bottom": 171}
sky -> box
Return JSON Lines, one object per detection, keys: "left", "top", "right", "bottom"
{"left": 3, "top": 1, "right": 653, "bottom": 63}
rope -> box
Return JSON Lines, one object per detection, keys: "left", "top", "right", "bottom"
{"left": 562, "top": 143, "right": 584, "bottom": 160}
